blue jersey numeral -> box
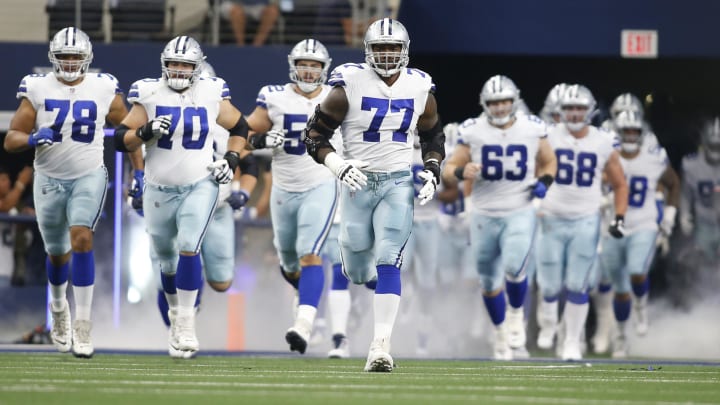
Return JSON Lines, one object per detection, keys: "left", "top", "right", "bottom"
{"left": 45, "top": 99, "right": 98, "bottom": 143}
{"left": 480, "top": 144, "right": 528, "bottom": 181}
{"left": 628, "top": 176, "right": 648, "bottom": 207}
{"left": 282, "top": 113, "right": 308, "bottom": 155}
{"left": 361, "top": 97, "right": 414, "bottom": 143}
{"left": 155, "top": 106, "right": 209, "bottom": 150}
{"left": 555, "top": 149, "right": 597, "bottom": 187}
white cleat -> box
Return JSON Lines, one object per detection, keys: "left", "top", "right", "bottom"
{"left": 612, "top": 331, "right": 629, "bottom": 359}
{"left": 71, "top": 320, "right": 94, "bottom": 358}
{"left": 592, "top": 311, "right": 613, "bottom": 354}
{"left": 50, "top": 300, "right": 72, "bottom": 353}
{"left": 505, "top": 307, "right": 527, "bottom": 349}
{"left": 286, "top": 318, "right": 312, "bottom": 354}
{"left": 493, "top": 325, "right": 513, "bottom": 361}
{"left": 170, "top": 311, "right": 198, "bottom": 359}
{"left": 537, "top": 327, "right": 556, "bottom": 351}
{"left": 561, "top": 339, "right": 583, "bottom": 361}
{"left": 328, "top": 333, "right": 349, "bottom": 359}
{"left": 364, "top": 338, "right": 393, "bottom": 372}
{"left": 633, "top": 296, "right": 649, "bottom": 336}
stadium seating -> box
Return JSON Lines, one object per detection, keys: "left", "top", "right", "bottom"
{"left": 46, "top": 0, "right": 104, "bottom": 41}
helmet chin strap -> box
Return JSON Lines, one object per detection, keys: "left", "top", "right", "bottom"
{"left": 566, "top": 122, "right": 586, "bottom": 132}
{"left": 297, "top": 81, "right": 319, "bottom": 93}
{"left": 621, "top": 143, "right": 640, "bottom": 153}
{"left": 488, "top": 114, "right": 512, "bottom": 126}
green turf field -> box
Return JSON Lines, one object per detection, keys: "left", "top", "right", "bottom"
{"left": 1, "top": 353, "right": 719, "bottom": 404}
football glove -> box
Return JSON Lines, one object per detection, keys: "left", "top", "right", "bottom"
{"left": 136, "top": 114, "right": 172, "bottom": 141}
{"left": 227, "top": 189, "right": 250, "bottom": 210}
{"left": 324, "top": 152, "right": 368, "bottom": 191}
{"left": 528, "top": 175, "right": 554, "bottom": 199}
{"left": 27, "top": 127, "right": 55, "bottom": 147}
{"left": 608, "top": 215, "right": 626, "bottom": 239}
{"left": 659, "top": 205, "right": 677, "bottom": 237}
{"left": 417, "top": 159, "right": 441, "bottom": 206}
{"left": 207, "top": 160, "right": 233, "bottom": 184}
{"left": 250, "top": 129, "right": 286, "bottom": 149}
{"left": 128, "top": 169, "right": 144, "bottom": 216}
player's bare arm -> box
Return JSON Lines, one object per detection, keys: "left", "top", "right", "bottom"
{"left": 107, "top": 94, "right": 129, "bottom": 126}
{"left": 5, "top": 98, "right": 37, "bottom": 152}
{"left": 115, "top": 103, "right": 149, "bottom": 152}
{"left": 536, "top": 138, "right": 558, "bottom": 179}
{"left": 441, "top": 144, "right": 473, "bottom": 187}
{"left": 659, "top": 165, "right": 681, "bottom": 208}
{"left": 604, "top": 150, "right": 629, "bottom": 216}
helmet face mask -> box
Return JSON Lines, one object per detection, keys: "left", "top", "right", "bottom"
{"left": 541, "top": 83, "right": 568, "bottom": 123}
{"left": 479, "top": 75, "right": 520, "bottom": 126}
{"left": 614, "top": 110, "right": 644, "bottom": 153}
{"left": 610, "top": 93, "right": 644, "bottom": 120}
{"left": 48, "top": 27, "right": 93, "bottom": 83}
{"left": 560, "top": 84, "right": 596, "bottom": 132}
{"left": 288, "top": 39, "right": 331, "bottom": 93}
{"left": 364, "top": 18, "right": 410, "bottom": 77}
{"left": 701, "top": 117, "right": 720, "bottom": 163}
{"left": 161, "top": 36, "right": 204, "bottom": 90}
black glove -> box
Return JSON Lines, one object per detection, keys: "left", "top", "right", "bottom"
{"left": 608, "top": 215, "right": 626, "bottom": 238}
{"left": 136, "top": 115, "right": 172, "bottom": 141}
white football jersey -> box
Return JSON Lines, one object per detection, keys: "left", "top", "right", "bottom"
{"left": 17, "top": 73, "right": 121, "bottom": 179}
{"left": 328, "top": 63, "right": 434, "bottom": 172}
{"left": 681, "top": 153, "right": 720, "bottom": 224}
{"left": 128, "top": 77, "right": 229, "bottom": 186}
{"left": 541, "top": 125, "right": 617, "bottom": 218}
{"left": 458, "top": 114, "right": 548, "bottom": 216}
{"left": 616, "top": 143, "right": 669, "bottom": 233}
{"left": 210, "top": 122, "right": 233, "bottom": 204}
{"left": 256, "top": 83, "right": 335, "bottom": 192}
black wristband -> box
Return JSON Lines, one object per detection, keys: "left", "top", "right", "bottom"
{"left": 249, "top": 133, "right": 267, "bottom": 149}
{"left": 135, "top": 122, "right": 154, "bottom": 142}
{"left": 538, "top": 174, "right": 554, "bottom": 188}
{"left": 424, "top": 158, "right": 441, "bottom": 182}
{"left": 454, "top": 166, "right": 465, "bottom": 180}
{"left": 224, "top": 151, "right": 241, "bottom": 173}
{"left": 614, "top": 214, "right": 625, "bottom": 222}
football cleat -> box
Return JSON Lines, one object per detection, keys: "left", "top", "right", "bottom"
{"left": 169, "top": 311, "right": 198, "bottom": 359}
{"left": 364, "top": 338, "right": 393, "bottom": 372}
{"left": 285, "top": 318, "right": 312, "bottom": 354}
{"left": 493, "top": 325, "right": 513, "bottom": 361}
{"left": 561, "top": 338, "right": 583, "bottom": 361}
{"left": 71, "top": 320, "right": 94, "bottom": 358}
{"left": 505, "top": 306, "right": 526, "bottom": 349}
{"left": 611, "top": 331, "right": 629, "bottom": 359}
{"left": 591, "top": 309, "right": 614, "bottom": 354}
{"left": 328, "top": 333, "right": 349, "bottom": 359}
{"left": 50, "top": 299, "right": 72, "bottom": 353}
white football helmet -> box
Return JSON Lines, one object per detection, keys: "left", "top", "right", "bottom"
{"left": 479, "top": 75, "right": 520, "bottom": 126}
{"left": 560, "top": 84, "right": 597, "bottom": 132}
{"left": 200, "top": 61, "right": 216, "bottom": 78}
{"left": 610, "top": 93, "right": 644, "bottom": 120}
{"left": 701, "top": 116, "right": 720, "bottom": 164}
{"left": 364, "top": 18, "right": 410, "bottom": 77}
{"left": 540, "top": 83, "right": 569, "bottom": 123}
{"left": 614, "top": 110, "right": 644, "bottom": 153}
{"left": 161, "top": 36, "right": 205, "bottom": 90}
{"left": 48, "top": 27, "right": 93, "bottom": 83}
{"left": 288, "top": 38, "right": 332, "bottom": 93}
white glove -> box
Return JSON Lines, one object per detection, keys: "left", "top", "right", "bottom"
{"left": 659, "top": 205, "right": 677, "bottom": 236}
{"left": 417, "top": 170, "right": 438, "bottom": 206}
{"left": 265, "top": 129, "right": 286, "bottom": 148}
{"left": 324, "top": 152, "right": 368, "bottom": 191}
{"left": 207, "top": 160, "right": 233, "bottom": 184}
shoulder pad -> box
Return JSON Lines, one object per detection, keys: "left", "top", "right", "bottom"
{"left": 328, "top": 63, "right": 367, "bottom": 87}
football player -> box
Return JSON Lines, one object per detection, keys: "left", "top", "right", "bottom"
{"left": 245, "top": 39, "right": 338, "bottom": 355}
{"left": 115, "top": 36, "right": 250, "bottom": 359}
{"left": 442, "top": 75, "right": 557, "bottom": 360}
{"left": 535, "top": 84, "right": 628, "bottom": 361}
{"left": 302, "top": 18, "right": 446, "bottom": 372}
{"left": 5, "top": 27, "right": 132, "bottom": 358}
{"left": 679, "top": 117, "right": 720, "bottom": 262}
{"left": 598, "top": 110, "right": 680, "bottom": 358}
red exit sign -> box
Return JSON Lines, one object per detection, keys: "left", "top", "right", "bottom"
{"left": 621, "top": 30, "right": 658, "bottom": 58}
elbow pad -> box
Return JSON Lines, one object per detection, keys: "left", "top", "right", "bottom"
{"left": 229, "top": 115, "right": 249, "bottom": 138}
{"left": 418, "top": 118, "right": 446, "bottom": 160}
{"left": 238, "top": 153, "right": 259, "bottom": 178}
{"left": 302, "top": 105, "right": 339, "bottom": 163}
{"left": 114, "top": 124, "right": 130, "bottom": 152}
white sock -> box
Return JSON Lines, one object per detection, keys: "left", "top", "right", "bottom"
{"left": 49, "top": 281, "right": 68, "bottom": 311}
{"left": 537, "top": 299, "right": 558, "bottom": 330}
{"left": 296, "top": 304, "right": 318, "bottom": 326}
{"left": 563, "top": 301, "right": 589, "bottom": 344}
{"left": 165, "top": 291, "right": 178, "bottom": 310}
{"left": 373, "top": 293, "right": 400, "bottom": 342}
{"left": 73, "top": 285, "right": 94, "bottom": 321}
{"left": 328, "top": 289, "right": 351, "bottom": 336}
{"left": 176, "top": 288, "right": 198, "bottom": 317}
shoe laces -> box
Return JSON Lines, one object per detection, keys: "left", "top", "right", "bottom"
{"left": 73, "top": 321, "right": 91, "bottom": 343}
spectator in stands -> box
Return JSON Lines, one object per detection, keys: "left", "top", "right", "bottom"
{"left": 0, "top": 165, "right": 33, "bottom": 286}
{"left": 220, "top": 0, "right": 280, "bottom": 46}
